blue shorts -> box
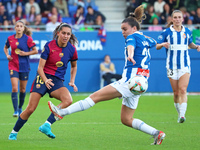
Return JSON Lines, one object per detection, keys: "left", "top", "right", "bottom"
{"left": 9, "top": 70, "right": 29, "bottom": 81}
{"left": 30, "top": 73, "right": 65, "bottom": 97}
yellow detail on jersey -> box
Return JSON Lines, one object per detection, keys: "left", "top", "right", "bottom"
{"left": 56, "top": 61, "right": 63, "bottom": 67}
{"left": 16, "top": 42, "right": 19, "bottom": 45}
{"left": 15, "top": 48, "right": 21, "bottom": 54}
{"left": 42, "top": 48, "right": 45, "bottom": 53}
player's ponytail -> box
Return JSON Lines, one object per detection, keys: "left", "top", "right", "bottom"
{"left": 122, "top": 5, "right": 146, "bottom": 30}
{"left": 53, "top": 23, "right": 78, "bottom": 45}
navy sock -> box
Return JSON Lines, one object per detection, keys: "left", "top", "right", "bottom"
{"left": 11, "top": 92, "right": 18, "bottom": 112}
{"left": 13, "top": 116, "right": 27, "bottom": 132}
{"left": 47, "top": 113, "right": 56, "bottom": 124}
{"left": 19, "top": 92, "right": 26, "bottom": 109}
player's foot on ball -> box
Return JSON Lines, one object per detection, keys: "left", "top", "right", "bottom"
{"left": 151, "top": 131, "right": 166, "bottom": 145}
{"left": 48, "top": 101, "right": 63, "bottom": 121}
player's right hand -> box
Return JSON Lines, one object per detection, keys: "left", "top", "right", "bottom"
{"left": 45, "top": 79, "right": 54, "bottom": 89}
{"left": 7, "top": 55, "right": 13, "bottom": 61}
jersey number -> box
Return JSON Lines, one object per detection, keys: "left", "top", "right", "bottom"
{"left": 36, "top": 75, "right": 44, "bottom": 84}
{"left": 141, "top": 47, "right": 150, "bottom": 68}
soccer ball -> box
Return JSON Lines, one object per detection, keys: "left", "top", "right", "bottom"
{"left": 128, "top": 75, "right": 148, "bottom": 95}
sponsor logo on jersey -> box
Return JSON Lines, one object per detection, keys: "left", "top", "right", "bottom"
{"left": 59, "top": 53, "right": 64, "bottom": 57}
{"left": 56, "top": 61, "right": 63, "bottom": 67}
{"left": 36, "top": 84, "right": 40, "bottom": 89}
{"left": 16, "top": 42, "right": 19, "bottom": 45}
{"left": 15, "top": 48, "right": 21, "bottom": 54}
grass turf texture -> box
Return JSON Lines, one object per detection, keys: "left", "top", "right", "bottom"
{"left": 0, "top": 93, "right": 199, "bottom": 150}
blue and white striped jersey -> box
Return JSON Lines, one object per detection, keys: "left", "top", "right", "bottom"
{"left": 157, "top": 25, "right": 193, "bottom": 69}
{"left": 124, "top": 31, "right": 156, "bottom": 70}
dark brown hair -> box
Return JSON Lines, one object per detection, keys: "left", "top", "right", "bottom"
{"left": 122, "top": 5, "right": 146, "bottom": 30}
{"left": 53, "top": 23, "right": 78, "bottom": 45}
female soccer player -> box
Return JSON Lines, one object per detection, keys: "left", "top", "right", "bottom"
{"left": 48, "top": 5, "right": 166, "bottom": 145}
{"left": 8, "top": 23, "right": 78, "bottom": 140}
{"left": 156, "top": 10, "right": 200, "bottom": 123}
{"left": 4, "top": 20, "right": 38, "bottom": 117}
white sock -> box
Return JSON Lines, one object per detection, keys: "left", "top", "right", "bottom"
{"left": 61, "top": 97, "right": 95, "bottom": 116}
{"left": 179, "top": 103, "right": 187, "bottom": 118}
{"left": 174, "top": 103, "right": 180, "bottom": 118}
{"left": 45, "top": 121, "right": 51, "bottom": 126}
{"left": 11, "top": 130, "right": 18, "bottom": 133}
{"left": 132, "top": 118, "right": 157, "bottom": 136}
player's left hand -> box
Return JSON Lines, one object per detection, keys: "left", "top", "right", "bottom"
{"left": 127, "top": 57, "right": 136, "bottom": 65}
{"left": 69, "top": 82, "right": 78, "bottom": 92}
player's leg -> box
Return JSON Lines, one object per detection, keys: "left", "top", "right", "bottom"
{"left": 121, "top": 104, "right": 165, "bottom": 145}
{"left": 178, "top": 73, "right": 190, "bottom": 123}
{"left": 48, "top": 85, "right": 122, "bottom": 119}
{"left": 8, "top": 92, "right": 41, "bottom": 140}
{"left": 10, "top": 77, "right": 19, "bottom": 117}
{"left": 18, "top": 80, "right": 28, "bottom": 115}
{"left": 169, "top": 78, "right": 180, "bottom": 120}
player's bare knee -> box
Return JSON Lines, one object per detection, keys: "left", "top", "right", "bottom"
{"left": 121, "top": 117, "right": 129, "bottom": 126}
{"left": 179, "top": 87, "right": 187, "bottom": 95}
{"left": 12, "top": 87, "right": 18, "bottom": 92}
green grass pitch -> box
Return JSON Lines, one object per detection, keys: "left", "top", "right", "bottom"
{"left": 0, "top": 93, "right": 199, "bottom": 150}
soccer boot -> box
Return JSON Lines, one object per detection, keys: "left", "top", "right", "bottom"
{"left": 178, "top": 117, "right": 186, "bottom": 123}
{"left": 151, "top": 131, "right": 166, "bottom": 145}
{"left": 48, "top": 101, "right": 63, "bottom": 121}
{"left": 13, "top": 111, "right": 18, "bottom": 117}
{"left": 18, "top": 108, "right": 22, "bottom": 115}
{"left": 39, "top": 123, "right": 55, "bottom": 139}
{"left": 8, "top": 133, "right": 17, "bottom": 140}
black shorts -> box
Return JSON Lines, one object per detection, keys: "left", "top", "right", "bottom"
{"left": 9, "top": 70, "right": 29, "bottom": 81}
{"left": 30, "top": 73, "right": 65, "bottom": 97}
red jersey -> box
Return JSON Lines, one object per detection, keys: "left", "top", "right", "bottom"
{"left": 5, "top": 34, "right": 36, "bottom": 72}
{"left": 41, "top": 40, "right": 78, "bottom": 80}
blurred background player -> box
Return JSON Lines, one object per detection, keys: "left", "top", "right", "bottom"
{"left": 48, "top": 5, "right": 166, "bottom": 145}
{"left": 4, "top": 20, "right": 38, "bottom": 117}
{"left": 156, "top": 10, "right": 200, "bottom": 123}
{"left": 8, "top": 23, "right": 78, "bottom": 140}
{"left": 100, "top": 54, "right": 122, "bottom": 86}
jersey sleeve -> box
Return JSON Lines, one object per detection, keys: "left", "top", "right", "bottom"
{"left": 188, "top": 29, "right": 193, "bottom": 45}
{"left": 70, "top": 47, "right": 78, "bottom": 61}
{"left": 157, "top": 29, "right": 167, "bottom": 44}
{"left": 27, "top": 36, "right": 36, "bottom": 50}
{"left": 40, "top": 43, "right": 50, "bottom": 60}
{"left": 126, "top": 35, "right": 136, "bottom": 48}
{"left": 5, "top": 38, "right": 10, "bottom": 48}
{"left": 146, "top": 37, "right": 157, "bottom": 48}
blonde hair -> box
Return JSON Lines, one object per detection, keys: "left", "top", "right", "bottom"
{"left": 15, "top": 20, "right": 32, "bottom": 36}
{"left": 122, "top": 5, "right": 146, "bottom": 30}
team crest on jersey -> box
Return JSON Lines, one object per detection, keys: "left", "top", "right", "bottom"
{"left": 158, "top": 35, "right": 163, "bottom": 40}
{"left": 36, "top": 84, "right": 40, "bottom": 89}
{"left": 16, "top": 42, "right": 19, "bottom": 46}
{"left": 10, "top": 70, "right": 13, "bottom": 75}
{"left": 59, "top": 53, "right": 64, "bottom": 57}
{"left": 182, "top": 33, "right": 186, "bottom": 38}
{"left": 15, "top": 48, "right": 21, "bottom": 54}
{"left": 56, "top": 61, "right": 63, "bottom": 67}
